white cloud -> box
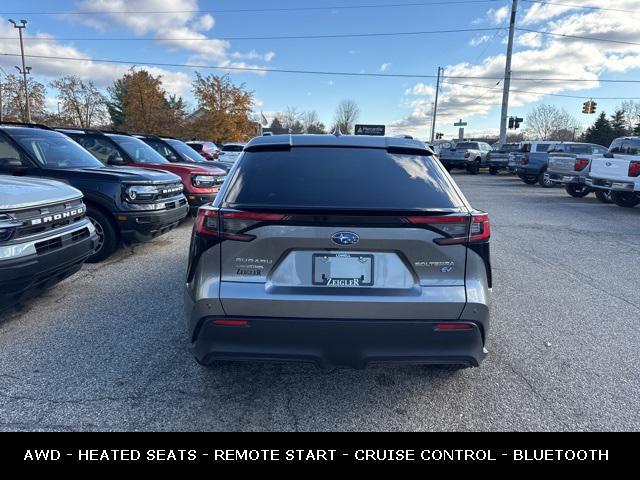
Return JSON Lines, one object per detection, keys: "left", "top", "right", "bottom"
{"left": 231, "top": 50, "right": 276, "bottom": 62}
{"left": 392, "top": 1, "right": 640, "bottom": 136}
{"left": 470, "top": 35, "right": 491, "bottom": 46}
{"left": 487, "top": 5, "right": 509, "bottom": 25}
{"left": 380, "top": 63, "right": 392, "bottom": 72}
{"left": 71, "top": 0, "right": 272, "bottom": 74}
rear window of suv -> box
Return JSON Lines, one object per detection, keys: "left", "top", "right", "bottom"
{"left": 223, "top": 147, "right": 464, "bottom": 210}
{"left": 455, "top": 142, "right": 478, "bottom": 149}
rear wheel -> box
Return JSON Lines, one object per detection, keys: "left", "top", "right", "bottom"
{"left": 595, "top": 189, "right": 613, "bottom": 203}
{"left": 467, "top": 159, "right": 480, "bottom": 175}
{"left": 86, "top": 207, "right": 119, "bottom": 263}
{"left": 522, "top": 175, "right": 538, "bottom": 185}
{"left": 565, "top": 183, "right": 591, "bottom": 198}
{"left": 489, "top": 166, "right": 499, "bottom": 175}
{"left": 610, "top": 191, "right": 640, "bottom": 208}
{"left": 538, "top": 172, "right": 554, "bottom": 188}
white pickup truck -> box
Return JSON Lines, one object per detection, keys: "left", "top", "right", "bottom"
{"left": 586, "top": 137, "right": 640, "bottom": 207}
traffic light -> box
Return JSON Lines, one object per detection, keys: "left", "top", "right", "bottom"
{"left": 514, "top": 117, "right": 523, "bottom": 129}
{"left": 589, "top": 101, "right": 597, "bottom": 114}
{"left": 508, "top": 117, "right": 514, "bottom": 129}
{"left": 582, "top": 101, "right": 589, "bottom": 114}
{"left": 435, "top": 132, "right": 444, "bottom": 139}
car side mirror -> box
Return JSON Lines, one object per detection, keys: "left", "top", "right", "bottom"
{"left": 107, "top": 153, "right": 126, "bottom": 165}
{"left": 0, "top": 158, "right": 28, "bottom": 175}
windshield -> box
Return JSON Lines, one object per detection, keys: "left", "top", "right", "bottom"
{"left": 11, "top": 129, "right": 105, "bottom": 169}
{"left": 109, "top": 135, "right": 169, "bottom": 164}
{"left": 498, "top": 144, "right": 519, "bottom": 152}
{"left": 165, "top": 139, "right": 207, "bottom": 162}
{"left": 224, "top": 147, "right": 463, "bottom": 210}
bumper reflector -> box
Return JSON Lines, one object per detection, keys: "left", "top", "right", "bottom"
{"left": 435, "top": 323, "right": 473, "bottom": 331}
{"left": 212, "top": 319, "right": 249, "bottom": 327}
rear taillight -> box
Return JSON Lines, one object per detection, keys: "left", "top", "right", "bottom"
{"left": 402, "top": 212, "right": 490, "bottom": 245}
{"left": 194, "top": 208, "right": 289, "bottom": 241}
{"left": 628, "top": 160, "right": 640, "bottom": 177}
{"left": 574, "top": 157, "right": 590, "bottom": 171}
{"left": 435, "top": 323, "right": 473, "bottom": 331}
{"left": 521, "top": 155, "right": 529, "bottom": 165}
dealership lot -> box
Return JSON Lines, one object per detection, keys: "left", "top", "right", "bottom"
{"left": 1, "top": 173, "right": 639, "bottom": 432}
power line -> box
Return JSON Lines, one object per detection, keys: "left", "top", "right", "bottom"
{"left": 2, "top": 51, "right": 639, "bottom": 84}
{"left": 442, "top": 80, "right": 640, "bottom": 100}
{"left": 0, "top": 1, "right": 503, "bottom": 16}
{"left": 3, "top": 27, "right": 636, "bottom": 46}
{"left": 517, "top": 28, "right": 640, "bottom": 47}
{"left": 0, "top": 28, "right": 506, "bottom": 42}
{"left": 522, "top": 1, "right": 638, "bottom": 14}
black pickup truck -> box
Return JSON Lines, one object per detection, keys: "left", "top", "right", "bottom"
{"left": 0, "top": 175, "right": 98, "bottom": 310}
{"left": 0, "top": 123, "right": 188, "bottom": 262}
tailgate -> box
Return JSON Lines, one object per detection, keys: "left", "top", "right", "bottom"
{"left": 548, "top": 154, "right": 576, "bottom": 174}
{"left": 218, "top": 214, "right": 469, "bottom": 319}
{"left": 590, "top": 156, "right": 632, "bottom": 181}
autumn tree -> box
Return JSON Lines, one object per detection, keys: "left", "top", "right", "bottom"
{"left": 333, "top": 99, "right": 360, "bottom": 134}
{"left": 50, "top": 75, "right": 108, "bottom": 128}
{"left": 107, "top": 68, "right": 185, "bottom": 135}
{"left": 0, "top": 74, "right": 47, "bottom": 122}
{"left": 190, "top": 73, "right": 255, "bottom": 142}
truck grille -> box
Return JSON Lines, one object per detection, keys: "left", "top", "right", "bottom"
{"left": 34, "top": 226, "right": 90, "bottom": 255}
{"left": 156, "top": 182, "right": 184, "bottom": 201}
{"left": 11, "top": 199, "right": 86, "bottom": 240}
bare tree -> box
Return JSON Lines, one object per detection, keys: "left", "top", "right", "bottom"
{"left": 524, "top": 104, "right": 579, "bottom": 140}
{"left": 51, "top": 75, "right": 108, "bottom": 128}
{"left": 301, "top": 110, "right": 325, "bottom": 134}
{"left": 618, "top": 100, "right": 640, "bottom": 132}
{"left": 333, "top": 99, "right": 360, "bottom": 134}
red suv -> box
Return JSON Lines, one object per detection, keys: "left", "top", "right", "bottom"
{"left": 186, "top": 141, "right": 220, "bottom": 161}
{"left": 58, "top": 129, "right": 226, "bottom": 212}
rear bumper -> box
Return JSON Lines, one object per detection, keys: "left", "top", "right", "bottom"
{"left": 487, "top": 159, "right": 508, "bottom": 167}
{"left": 119, "top": 200, "right": 189, "bottom": 242}
{"left": 585, "top": 177, "right": 635, "bottom": 192}
{"left": 191, "top": 316, "right": 487, "bottom": 369}
{"left": 440, "top": 159, "right": 472, "bottom": 168}
{"left": 548, "top": 172, "right": 586, "bottom": 184}
{"left": 0, "top": 225, "right": 98, "bottom": 307}
{"left": 516, "top": 166, "right": 541, "bottom": 176}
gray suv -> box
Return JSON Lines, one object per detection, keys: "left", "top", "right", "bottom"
{"left": 185, "top": 135, "right": 491, "bottom": 369}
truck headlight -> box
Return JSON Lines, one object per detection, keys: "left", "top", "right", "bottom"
{"left": 0, "top": 214, "right": 20, "bottom": 242}
{"left": 192, "top": 175, "right": 216, "bottom": 187}
{"left": 125, "top": 185, "right": 159, "bottom": 201}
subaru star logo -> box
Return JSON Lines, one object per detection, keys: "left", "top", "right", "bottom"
{"left": 331, "top": 231, "right": 359, "bottom": 246}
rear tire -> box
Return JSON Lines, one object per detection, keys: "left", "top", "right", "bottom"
{"left": 610, "top": 191, "right": 640, "bottom": 208}
{"left": 467, "top": 160, "right": 480, "bottom": 175}
{"left": 86, "top": 207, "right": 119, "bottom": 263}
{"left": 565, "top": 183, "right": 590, "bottom": 198}
{"left": 595, "top": 189, "right": 613, "bottom": 204}
{"left": 489, "top": 166, "right": 498, "bottom": 175}
{"left": 538, "top": 172, "right": 554, "bottom": 188}
{"left": 522, "top": 175, "right": 538, "bottom": 185}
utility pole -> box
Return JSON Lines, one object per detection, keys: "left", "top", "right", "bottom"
{"left": 0, "top": 66, "right": 7, "bottom": 123}
{"left": 9, "top": 19, "right": 31, "bottom": 123}
{"left": 498, "top": 0, "right": 518, "bottom": 145}
{"left": 430, "top": 66, "right": 443, "bottom": 142}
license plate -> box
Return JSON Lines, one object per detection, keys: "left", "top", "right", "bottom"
{"left": 312, "top": 253, "right": 374, "bottom": 287}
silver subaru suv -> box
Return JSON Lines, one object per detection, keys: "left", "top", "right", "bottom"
{"left": 184, "top": 134, "right": 491, "bottom": 369}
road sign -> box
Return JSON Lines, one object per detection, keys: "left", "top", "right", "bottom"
{"left": 453, "top": 119, "right": 467, "bottom": 127}
{"left": 354, "top": 124, "right": 385, "bottom": 136}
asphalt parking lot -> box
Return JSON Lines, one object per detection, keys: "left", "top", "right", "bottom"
{"left": 1, "top": 172, "right": 639, "bottom": 432}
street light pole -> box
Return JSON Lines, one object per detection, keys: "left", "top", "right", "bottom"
{"left": 498, "top": 0, "right": 518, "bottom": 145}
{"left": 9, "top": 19, "right": 31, "bottom": 123}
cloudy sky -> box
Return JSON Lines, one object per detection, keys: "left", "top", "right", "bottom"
{"left": 0, "top": 0, "right": 639, "bottom": 138}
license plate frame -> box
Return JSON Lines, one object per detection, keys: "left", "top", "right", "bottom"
{"left": 312, "top": 253, "right": 374, "bottom": 287}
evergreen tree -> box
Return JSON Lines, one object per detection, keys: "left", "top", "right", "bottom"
{"left": 583, "top": 111, "right": 614, "bottom": 147}
{"left": 610, "top": 109, "right": 629, "bottom": 139}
